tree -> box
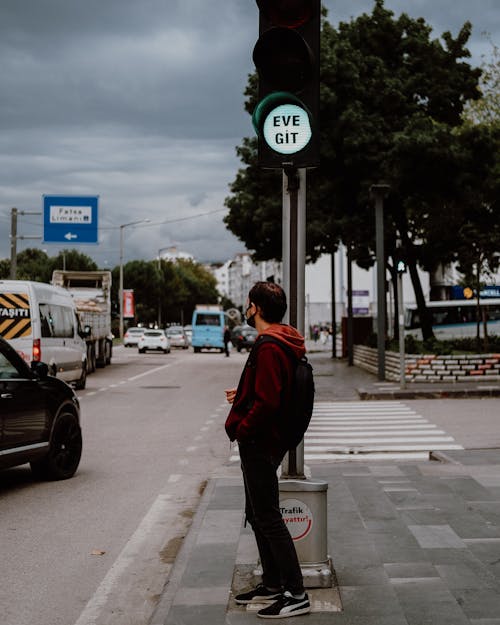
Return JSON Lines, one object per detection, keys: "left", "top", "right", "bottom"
{"left": 111, "top": 258, "right": 220, "bottom": 327}
{"left": 464, "top": 38, "right": 500, "bottom": 125}
{"left": 225, "top": 0, "right": 483, "bottom": 341}
{"left": 15, "top": 249, "right": 52, "bottom": 282}
{"left": 49, "top": 249, "right": 98, "bottom": 273}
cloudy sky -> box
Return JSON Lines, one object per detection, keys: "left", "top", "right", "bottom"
{"left": 0, "top": 0, "right": 497, "bottom": 268}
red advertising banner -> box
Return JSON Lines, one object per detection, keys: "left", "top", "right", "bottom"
{"left": 123, "top": 289, "right": 135, "bottom": 318}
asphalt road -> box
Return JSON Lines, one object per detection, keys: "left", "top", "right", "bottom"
{"left": 0, "top": 345, "right": 245, "bottom": 625}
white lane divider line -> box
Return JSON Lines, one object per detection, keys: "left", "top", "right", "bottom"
{"left": 72, "top": 493, "right": 172, "bottom": 625}
{"left": 127, "top": 363, "right": 172, "bottom": 381}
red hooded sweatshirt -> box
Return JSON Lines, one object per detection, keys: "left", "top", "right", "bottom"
{"left": 225, "top": 324, "right": 305, "bottom": 457}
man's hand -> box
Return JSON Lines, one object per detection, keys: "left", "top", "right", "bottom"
{"left": 225, "top": 388, "right": 237, "bottom": 404}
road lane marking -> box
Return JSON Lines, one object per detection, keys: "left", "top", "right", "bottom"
{"left": 127, "top": 363, "right": 172, "bottom": 381}
{"left": 73, "top": 493, "right": 172, "bottom": 625}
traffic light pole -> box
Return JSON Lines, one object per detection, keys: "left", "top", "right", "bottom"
{"left": 279, "top": 166, "right": 332, "bottom": 588}
{"left": 281, "top": 166, "right": 306, "bottom": 480}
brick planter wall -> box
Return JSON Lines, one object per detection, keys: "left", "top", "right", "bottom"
{"left": 353, "top": 344, "right": 500, "bottom": 383}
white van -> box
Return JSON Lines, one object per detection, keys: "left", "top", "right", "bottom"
{"left": 0, "top": 280, "right": 87, "bottom": 389}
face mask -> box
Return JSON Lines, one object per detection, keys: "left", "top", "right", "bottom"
{"left": 246, "top": 304, "right": 256, "bottom": 328}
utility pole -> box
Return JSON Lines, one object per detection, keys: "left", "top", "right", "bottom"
{"left": 10, "top": 208, "right": 18, "bottom": 279}
{"left": 9, "top": 208, "right": 42, "bottom": 279}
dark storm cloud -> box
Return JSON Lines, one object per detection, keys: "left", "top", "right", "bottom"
{"left": 0, "top": 1, "right": 497, "bottom": 265}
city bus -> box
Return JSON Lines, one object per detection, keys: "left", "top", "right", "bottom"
{"left": 405, "top": 299, "right": 500, "bottom": 339}
{"left": 191, "top": 306, "right": 230, "bottom": 352}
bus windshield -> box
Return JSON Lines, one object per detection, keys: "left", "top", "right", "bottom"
{"left": 195, "top": 313, "right": 221, "bottom": 326}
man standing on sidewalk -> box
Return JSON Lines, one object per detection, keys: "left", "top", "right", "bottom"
{"left": 225, "top": 281, "right": 310, "bottom": 619}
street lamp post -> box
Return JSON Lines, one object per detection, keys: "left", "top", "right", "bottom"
{"left": 157, "top": 247, "right": 171, "bottom": 327}
{"left": 119, "top": 220, "right": 150, "bottom": 341}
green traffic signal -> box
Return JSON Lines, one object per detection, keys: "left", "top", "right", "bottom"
{"left": 252, "top": 92, "right": 314, "bottom": 156}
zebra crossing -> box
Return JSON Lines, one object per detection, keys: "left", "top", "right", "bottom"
{"left": 304, "top": 401, "right": 463, "bottom": 462}
{"left": 229, "top": 401, "right": 463, "bottom": 463}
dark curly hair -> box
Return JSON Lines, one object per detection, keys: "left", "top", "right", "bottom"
{"left": 248, "top": 281, "right": 287, "bottom": 323}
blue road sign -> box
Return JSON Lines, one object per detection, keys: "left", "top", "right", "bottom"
{"left": 43, "top": 195, "right": 99, "bottom": 244}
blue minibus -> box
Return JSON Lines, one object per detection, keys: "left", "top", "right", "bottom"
{"left": 191, "top": 307, "right": 229, "bottom": 352}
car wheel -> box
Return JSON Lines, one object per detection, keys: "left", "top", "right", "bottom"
{"left": 138, "top": 348, "right": 145, "bottom": 354}
{"left": 74, "top": 363, "right": 87, "bottom": 390}
{"left": 31, "top": 412, "right": 82, "bottom": 480}
{"left": 193, "top": 347, "right": 200, "bottom": 353}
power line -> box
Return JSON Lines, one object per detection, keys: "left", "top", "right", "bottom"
{"left": 100, "top": 208, "right": 227, "bottom": 230}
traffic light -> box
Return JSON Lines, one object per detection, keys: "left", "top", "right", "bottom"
{"left": 252, "top": 0, "right": 320, "bottom": 169}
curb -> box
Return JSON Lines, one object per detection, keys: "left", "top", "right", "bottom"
{"left": 357, "top": 386, "right": 500, "bottom": 400}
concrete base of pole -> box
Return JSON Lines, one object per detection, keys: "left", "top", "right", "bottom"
{"left": 253, "top": 479, "right": 333, "bottom": 589}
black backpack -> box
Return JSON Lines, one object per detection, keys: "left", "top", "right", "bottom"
{"left": 253, "top": 335, "right": 315, "bottom": 450}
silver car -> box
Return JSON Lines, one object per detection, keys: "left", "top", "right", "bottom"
{"left": 166, "top": 326, "right": 189, "bottom": 349}
{"left": 138, "top": 330, "right": 171, "bottom": 354}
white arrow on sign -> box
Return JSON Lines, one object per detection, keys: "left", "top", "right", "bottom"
{"left": 64, "top": 232, "right": 78, "bottom": 240}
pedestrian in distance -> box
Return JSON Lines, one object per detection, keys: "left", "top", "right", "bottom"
{"left": 224, "top": 281, "right": 310, "bottom": 619}
{"left": 223, "top": 326, "right": 231, "bottom": 357}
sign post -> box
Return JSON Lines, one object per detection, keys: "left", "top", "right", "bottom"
{"left": 43, "top": 195, "right": 99, "bottom": 245}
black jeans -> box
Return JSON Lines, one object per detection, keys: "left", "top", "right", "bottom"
{"left": 238, "top": 440, "right": 304, "bottom": 595}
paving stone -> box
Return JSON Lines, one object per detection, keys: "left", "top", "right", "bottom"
{"left": 469, "top": 502, "right": 500, "bottom": 526}
{"left": 385, "top": 490, "right": 436, "bottom": 511}
{"left": 165, "top": 604, "right": 227, "bottom": 625}
{"left": 181, "top": 543, "right": 237, "bottom": 588}
{"left": 337, "top": 585, "right": 404, "bottom": 617}
{"left": 384, "top": 562, "right": 439, "bottom": 579}
{"left": 451, "top": 588, "right": 500, "bottom": 619}
{"left": 445, "top": 478, "right": 500, "bottom": 502}
{"left": 392, "top": 579, "right": 470, "bottom": 625}
{"left": 466, "top": 542, "right": 500, "bottom": 578}
{"left": 196, "top": 510, "right": 243, "bottom": 545}
{"left": 408, "top": 525, "right": 467, "bottom": 549}
{"left": 435, "top": 564, "right": 484, "bottom": 589}
{"left": 207, "top": 485, "right": 245, "bottom": 510}
{"left": 334, "top": 563, "right": 389, "bottom": 586}
{"left": 448, "top": 512, "right": 500, "bottom": 540}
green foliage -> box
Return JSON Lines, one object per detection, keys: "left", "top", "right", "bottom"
{"left": 14, "top": 249, "right": 52, "bottom": 282}
{"left": 49, "top": 249, "right": 98, "bottom": 273}
{"left": 464, "top": 38, "right": 500, "bottom": 125}
{"left": 111, "top": 258, "right": 220, "bottom": 326}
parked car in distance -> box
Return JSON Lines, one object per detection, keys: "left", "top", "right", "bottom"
{"left": 123, "top": 327, "right": 144, "bottom": 347}
{"left": 166, "top": 326, "right": 189, "bottom": 349}
{"left": 138, "top": 330, "right": 170, "bottom": 354}
{"left": 183, "top": 325, "right": 192, "bottom": 345}
{"left": 231, "top": 325, "right": 258, "bottom": 352}
{"left": 0, "top": 335, "right": 82, "bottom": 480}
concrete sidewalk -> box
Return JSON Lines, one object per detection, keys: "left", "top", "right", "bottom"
{"left": 151, "top": 354, "right": 500, "bottom": 625}
{"left": 152, "top": 450, "right": 500, "bottom": 625}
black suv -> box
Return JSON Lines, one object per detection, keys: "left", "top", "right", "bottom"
{"left": 231, "top": 325, "right": 258, "bottom": 352}
{"left": 0, "top": 336, "right": 82, "bottom": 480}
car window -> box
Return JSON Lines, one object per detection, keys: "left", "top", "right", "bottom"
{"left": 39, "top": 304, "right": 74, "bottom": 338}
{"left": 144, "top": 331, "right": 162, "bottom": 337}
{"left": 0, "top": 351, "right": 24, "bottom": 379}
